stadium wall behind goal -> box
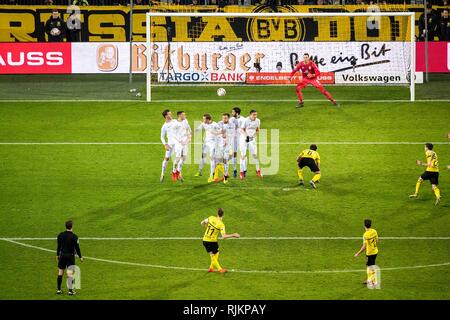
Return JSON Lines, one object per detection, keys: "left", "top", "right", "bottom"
{"left": 3, "top": 41, "right": 444, "bottom": 84}
{"left": 0, "top": 4, "right": 448, "bottom": 42}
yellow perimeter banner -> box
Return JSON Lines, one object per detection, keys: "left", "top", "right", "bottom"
{"left": 0, "top": 5, "right": 444, "bottom": 42}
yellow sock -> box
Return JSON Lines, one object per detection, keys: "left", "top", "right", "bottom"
{"left": 366, "top": 267, "right": 372, "bottom": 283}
{"left": 297, "top": 169, "right": 304, "bottom": 181}
{"left": 312, "top": 173, "right": 321, "bottom": 182}
{"left": 434, "top": 187, "right": 441, "bottom": 199}
{"left": 415, "top": 179, "right": 423, "bottom": 194}
{"left": 367, "top": 267, "right": 376, "bottom": 284}
{"left": 209, "top": 255, "right": 214, "bottom": 269}
{"left": 212, "top": 253, "right": 222, "bottom": 271}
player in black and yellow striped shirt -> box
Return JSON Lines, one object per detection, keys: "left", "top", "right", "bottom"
{"left": 201, "top": 208, "right": 240, "bottom": 273}
{"left": 409, "top": 143, "right": 441, "bottom": 205}
{"left": 297, "top": 144, "right": 321, "bottom": 189}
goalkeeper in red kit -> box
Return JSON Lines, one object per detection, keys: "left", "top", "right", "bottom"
{"left": 288, "top": 53, "right": 337, "bottom": 108}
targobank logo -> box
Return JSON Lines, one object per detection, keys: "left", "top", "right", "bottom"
{"left": 158, "top": 72, "right": 245, "bottom": 83}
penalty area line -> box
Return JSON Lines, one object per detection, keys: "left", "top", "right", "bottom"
{"left": 1, "top": 238, "right": 449, "bottom": 274}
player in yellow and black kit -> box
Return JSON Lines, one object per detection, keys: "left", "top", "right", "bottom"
{"left": 201, "top": 208, "right": 240, "bottom": 273}
{"left": 297, "top": 144, "right": 321, "bottom": 189}
{"left": 409, "top": 143, "right": 441, "bottom": 205}
{"left": 354, "top": 219, "right": 379, "bottom": 288}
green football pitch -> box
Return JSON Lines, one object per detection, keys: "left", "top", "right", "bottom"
{"left": 0, "top": 74, "right": 449, "bottom": 300}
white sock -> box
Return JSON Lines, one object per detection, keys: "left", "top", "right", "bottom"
{"left": 177, "top": 158, "right": 184, "bottom": 172}
{"left": 173, "top": 159, "right": 179, "bottom": 172}
{"left": 67, "top": 276, "right": 73, "bottom": 290}
{"left": 162, "top": 159, "right": 168, "bottom": 173}
{"left": 210, "top": 159, "right": 215, "bottom": 177}
{"left": 240, "top": 158, "right": 245, "bottom": 172}
{"left": 232, "top": 157, "right": 237, "bottom": 170}
{"left": 253, "top": 156, "right": 260, "bottom": 171}
{"left": 224, "top": 163, "right": 229, "bottom": 176}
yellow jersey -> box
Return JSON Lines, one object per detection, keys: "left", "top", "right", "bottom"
{"left": 363, "top": 228, "right": 379, "bottom": 256}
{"left": 425, "top": 150, "right": 439, "bottom": 172}
{"left": 298, "top": 149, "right": 320, "bottom": 164}
{"left": 202, "top": 216, "right": 225, "bottom": 242}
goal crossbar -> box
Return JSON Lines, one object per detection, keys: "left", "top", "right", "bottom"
{"left": 145, "top": 12, "right": 415, "bottom": 102}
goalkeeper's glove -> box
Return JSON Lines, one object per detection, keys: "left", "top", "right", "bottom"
{"left": 246, "top": 136, "right": 250, "bottom": 143}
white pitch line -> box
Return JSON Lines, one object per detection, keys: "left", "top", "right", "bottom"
{"left": 1, "top": 142, "right": 449, "bottom": 146}
{"left": 2, "top": 236, "right": 450, "bottom": 241}
{"left": 2, "top": 239, "right": 449, "bottom": 274}
{"left": 0, "top": 99, "right": 450, "bottom": 103}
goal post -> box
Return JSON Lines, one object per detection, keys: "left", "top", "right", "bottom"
{"left": 146, "top": 11, "right": 415, "bottom": 102}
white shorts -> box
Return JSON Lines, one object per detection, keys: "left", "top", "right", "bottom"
{"left": 215, "top": 143, "right": 230, "bottom": 161}
{"left": 164, "top": 143, "right": 176, "bottom": 158}
{"left": 240, "top": 138, "right": 257, "bottom": 156}
{"left": 203, "top": 141, "right": 217, "bottom": 158}
{"left": 175, "top": 143, "right": 188, "bottom": 157}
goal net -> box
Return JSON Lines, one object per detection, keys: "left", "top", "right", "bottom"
{"left": 145, "top": 11, "right": 415, "bottom": 102}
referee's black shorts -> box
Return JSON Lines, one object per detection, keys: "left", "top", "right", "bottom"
{"left": 58, "top": 254, "right": 75, "bottom": 269}
{"left": 421, "top": 171, "right": 439, "bottom": 185}
{"left": 203, "top": 241, "right": 219, "bottom": 254}
{"left": 366, "top": 254, "right": 377, "bottom": 266}
{"left": 299, "top": 158, "right": 319, "bottom": 172}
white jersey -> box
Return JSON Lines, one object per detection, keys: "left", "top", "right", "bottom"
{"left": 230, "top": 117, "right": 240, "bottom": 136}
{"left": 173, "top": 119, "right": 191, "bottom": 144}
{"left": 218, "top": 120, "right": 235, "bottom": 145}
{"left": 160, "top": 119, "right": 178, "bottom": 145}
{"left": 198, "top": 121, "right": 222, "bottom": 145}
{"left": 237, "top": 116, "right": 247, "bottom": 137}
{"left": 241, "top": 117, "right": 260, "bottom": 140}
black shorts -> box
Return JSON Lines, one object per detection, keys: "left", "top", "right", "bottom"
{"left": 299, "top": 157, "right": 319, "bottom": 172}
{"left": 58, "top": 254, "right": 75, "bottom": 269}
{"left": 421, "top": 171, "right": 439, "bottom": 185}
{"left": 203, "top": 241, "right": 219, "bottom": 254}
{"left": 366, "top": 254, "right": 377, "bottom": 266}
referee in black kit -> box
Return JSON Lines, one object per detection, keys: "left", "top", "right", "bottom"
{"left": 56, "top": 220, "right": 83, "bottom": 295}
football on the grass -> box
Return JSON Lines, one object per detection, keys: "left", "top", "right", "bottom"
{"left": 217, "top": 88, "right": 226, "bottom": 97}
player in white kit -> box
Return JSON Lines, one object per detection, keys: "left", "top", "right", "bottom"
{"left": 239, "top": 110, "right": 262, "bottom": 180}
{"left": 195, "top": 113, "right": 223, "bottom": 183}
{"left": 229, "top": 107, "right": 241, "bottom": 178}
{"left": 172, "top": 111, "right": 192, "bottom": 182}
{"left": 160, "top": 109, "right": 178, "bottom": 182}
{"left": 217, "top": 113, "right": 235, "bottom": 183}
